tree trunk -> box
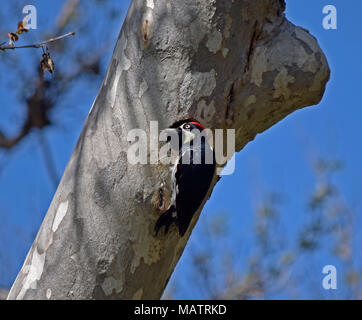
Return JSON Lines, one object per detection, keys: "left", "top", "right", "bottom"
{"left": 0, "top": 288, "right": 8, "bottom": 300}
{"left": 7, "top": 0, "right": 329, "bottom": 299}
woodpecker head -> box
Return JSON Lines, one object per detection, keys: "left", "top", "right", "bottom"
{"left": 165, "top": 120, "right": 206, "bottom": 147}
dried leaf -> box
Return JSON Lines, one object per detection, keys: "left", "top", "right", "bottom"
{"left": 40, "top": 52, "right": 55, "bottom": 75}
{"left": 7, "top": 32, "right": 19, "bottom": 45}
{"left": 47, "top": 56, "right": 55, "bottom": 74}
{"left": 17, "top": 21, "right": 28, "bottom": 34}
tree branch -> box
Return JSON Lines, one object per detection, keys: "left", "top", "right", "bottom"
{"left": 0, "top": 32, "right": 75, "bottom": 51}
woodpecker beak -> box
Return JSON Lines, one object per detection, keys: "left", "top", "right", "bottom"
{"left": 182, "top": 130, "right": 195, "bottom": 145}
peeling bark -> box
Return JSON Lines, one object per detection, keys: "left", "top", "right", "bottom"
{"left": 7, "top": 0, "right": 329, "bottom": 300}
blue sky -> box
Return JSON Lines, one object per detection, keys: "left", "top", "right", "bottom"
{"left": 0, "top": 1, "right": 361, "bottom": 298}
{"left": 171, "top": 0, "right": 362, "bottom": 298}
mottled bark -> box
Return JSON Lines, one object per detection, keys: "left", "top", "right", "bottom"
{"left": 8, "top": 0, "right": 329, "bottom": 299}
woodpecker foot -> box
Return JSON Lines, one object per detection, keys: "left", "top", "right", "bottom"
{"left": 154, "top": 206, "right": 176, "bottom": 236}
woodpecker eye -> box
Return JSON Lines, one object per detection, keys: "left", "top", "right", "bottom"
{"left": 184, "top": 124, "right": 191, "bottom": 130}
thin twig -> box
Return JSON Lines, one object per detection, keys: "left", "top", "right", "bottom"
{"left": 0, "top": 32, "right": 75, "bottom": 51}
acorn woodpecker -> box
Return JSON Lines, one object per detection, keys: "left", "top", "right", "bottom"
{"left": 154, "top": 120, "right": 216, "bottom": 237}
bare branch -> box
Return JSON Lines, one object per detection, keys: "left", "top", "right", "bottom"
{"left": 0, "top": 32, "right": 75, "bottom": 51}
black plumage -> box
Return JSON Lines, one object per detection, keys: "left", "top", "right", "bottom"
{"left": 155, "top": 121, "right": 215, "bottom": 236}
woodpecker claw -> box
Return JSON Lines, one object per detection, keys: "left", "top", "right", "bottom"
{"left": 154, "top": 205, "right": 176, "bottom": 236}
